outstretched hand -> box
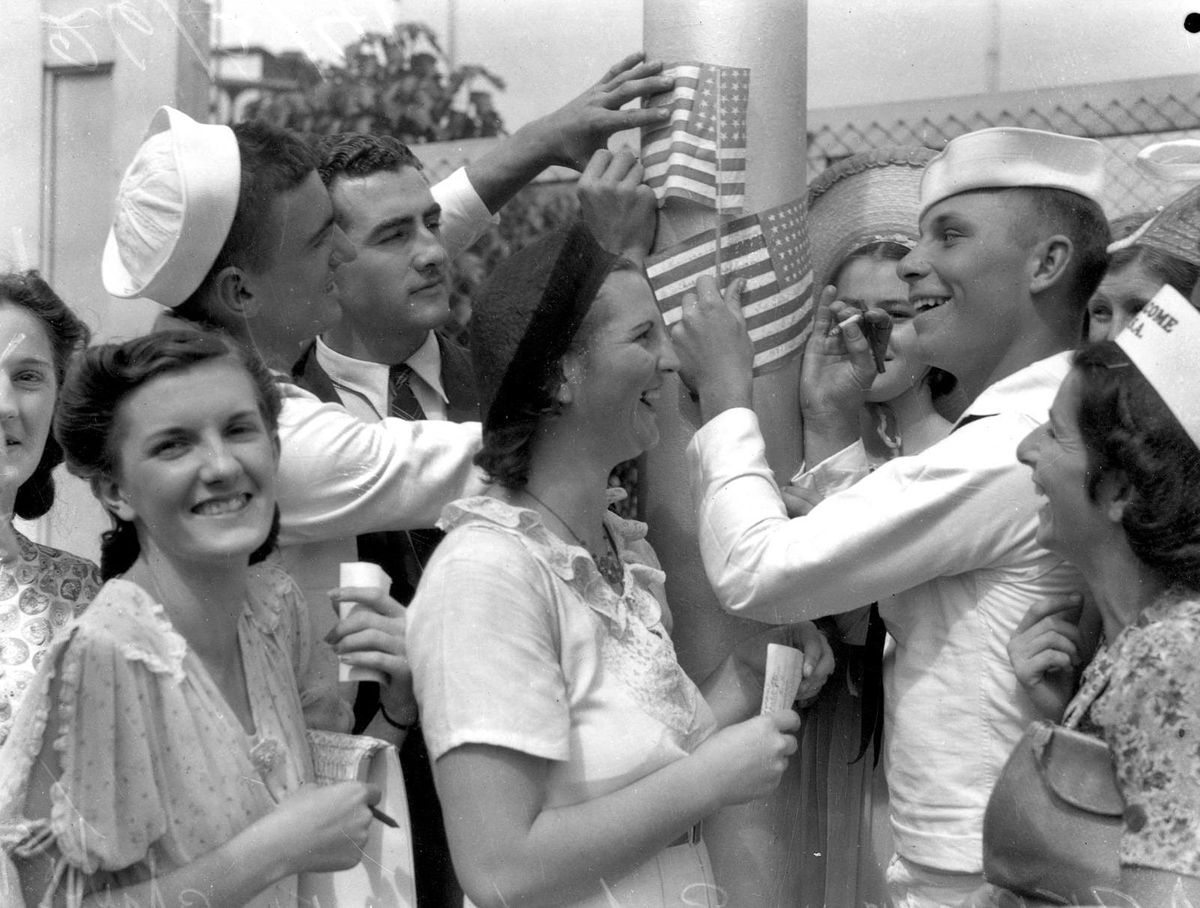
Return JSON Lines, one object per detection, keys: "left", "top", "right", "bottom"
{"left": 670, "top": 274, "right": 753, "bottom": 422}
{"left": 578, "top": 148, "right": 657, "bottom": 260}
{"left": 531, "top": 52, "right": 675, "bottom": 170}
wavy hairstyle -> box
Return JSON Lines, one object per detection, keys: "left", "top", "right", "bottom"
{"left": 0, "top": 271, "right": 91, "bottom": 519}
{"left": 54, "top": 330, "right": 281, "bottom": 579}
{"left": 1074, "top": 341, "right": 1200, "bottom": 590}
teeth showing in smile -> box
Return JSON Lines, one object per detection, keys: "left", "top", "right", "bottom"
{"left": 639, "top": 389, "right": 659, "bottom": 407}
{"left": 193, "top": 494, "right": 250, "bottom": 516}
{"left": 913, "top": 296, "right": 949, "bottom": 314}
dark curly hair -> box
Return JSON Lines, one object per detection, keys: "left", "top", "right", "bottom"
{"left": 313, "top": 132, "right": 423, "bottom": 187}
{"left": 1074, "top": 341, "right": 1200, "bottom": 590}
{"left": 54, "top": 330, "right": 282, "bottom": 579}
{"left": 0, "top": 270, "right": 91, "bottom": 519}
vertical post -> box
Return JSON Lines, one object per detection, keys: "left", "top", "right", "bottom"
{"left": 642, "top": 1, "right": 808, "bottom": 903}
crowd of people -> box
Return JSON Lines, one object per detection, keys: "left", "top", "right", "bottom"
{"left": 0, "top": 45, "right": 1197, "bottom": 908}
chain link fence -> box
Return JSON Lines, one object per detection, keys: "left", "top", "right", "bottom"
{"left": 807, "top": 77, "right": 1200, "bottom": 218}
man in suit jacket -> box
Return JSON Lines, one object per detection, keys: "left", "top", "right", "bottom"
{"left": 292, "top": 133, "right": 482, "bottom": 908}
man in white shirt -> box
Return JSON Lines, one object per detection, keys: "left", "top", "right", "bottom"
{"left": 671, "top": 128, "right": 1112, "bottom": 906}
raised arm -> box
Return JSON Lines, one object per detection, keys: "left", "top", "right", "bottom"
{"left": 274, "top": 384, "right": 486, "bottom": 546}
{"left": 463, "top": 52, "right": 674, "bottom": 213}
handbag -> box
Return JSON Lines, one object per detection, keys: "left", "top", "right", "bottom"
{"left": 983, "top": 719, "right": 1124, "bottom": 905}
{"left": 299, "top": 729, "right": 417, "bottom": 907}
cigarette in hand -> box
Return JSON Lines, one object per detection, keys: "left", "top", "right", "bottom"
{"left": 832, "top": 312, "right": 887, "bottom": 374}
{"left": 833, "top": 312, "right": 863, "bottom": 334}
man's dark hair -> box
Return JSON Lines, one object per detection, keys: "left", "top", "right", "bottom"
{"left": 1021, "top": 187, "right": 1112, "bottom": 309}
{"left": 314, "top": 133, "right": 423, "bottom": 189}
{"left": 176, "top": 120, "right": 317, "bottom": 319}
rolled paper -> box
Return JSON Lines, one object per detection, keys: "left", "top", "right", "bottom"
{"left": 337, "top": 562, "right": 391, "bottom": 685}
{"left": 761, "top": 642, "right": 805, "bottom": 714}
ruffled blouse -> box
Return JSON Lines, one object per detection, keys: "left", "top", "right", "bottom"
{"left": 410, "top": 495, "right": 716, "bottom": 810}
{"left": 0, "top": 563, "right": 322, "bottom": 907}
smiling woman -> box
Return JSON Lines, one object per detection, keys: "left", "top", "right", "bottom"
{"left": 0, "top": 330, "right": 391, "bottom": 908}
{"left": 1002, "top": 286, "right": 1200, "bottom": 903}
{"left": 406, "top": 215, "right": 833, "bottom": 908}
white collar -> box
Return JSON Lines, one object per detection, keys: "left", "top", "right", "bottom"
{"left": 955, "top": 350, "right": 1072, "bottom": 425}
{"left": 315, "top": 332, "right": 449, "bottom": 406}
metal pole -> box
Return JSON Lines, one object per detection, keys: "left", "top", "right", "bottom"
{"left": 643, "top": 1, "right": 808, "bottom": 902}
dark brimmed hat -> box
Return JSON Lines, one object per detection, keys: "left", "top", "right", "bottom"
{"left": 807, "top": 145, "right": 937, "bottom": 289}
{"left": 471, "top": 223, "right": 619, "bottom": 433}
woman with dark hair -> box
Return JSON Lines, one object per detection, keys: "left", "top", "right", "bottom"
{"left": 0, "top": 270, "right": 100, "bottom": 746}
{"left": 1, "top": 330, "right": 383, "bottom": 907}
{"left": 407, "top": 223, "right": 831, "bottom": 908}
{"left": 1011, "top": 286, "right": 1200, "bottom": 902}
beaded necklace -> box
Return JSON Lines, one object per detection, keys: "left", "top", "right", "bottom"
{"left": 521, "top": 488, "right": 624, "bottom": 590}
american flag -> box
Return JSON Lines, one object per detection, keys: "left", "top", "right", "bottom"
{"left": 641, "top": 62, "right": 750, "bottom": 212}
{"left": 646, "top": 198, "right": 813, "bottom": 375}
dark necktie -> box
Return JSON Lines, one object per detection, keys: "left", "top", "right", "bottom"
{"left": 388, "top": 363, "right": 426, "bottom": 421}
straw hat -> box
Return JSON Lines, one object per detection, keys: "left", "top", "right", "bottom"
{"left": 919, "top": 127, "right": 1106, "bottom": 220}
{"left": 806, "top": 145, "right": 936, "bottom": 290}
{"left": 102, "top": 107, "right": 240, "bottom": 308}
{"left": 1108, "top": 185, "right": 1200, "bottom": 267}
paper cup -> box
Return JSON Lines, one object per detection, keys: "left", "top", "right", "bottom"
{"left": 337, "top": 562, "right": 391, "bottom": 685}
{"left": 761, "top": 643, "right": 805, "bottom": 714}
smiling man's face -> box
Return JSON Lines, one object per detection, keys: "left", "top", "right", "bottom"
{"left": 899, "top": 189, "right": 1041, "bottom": 381}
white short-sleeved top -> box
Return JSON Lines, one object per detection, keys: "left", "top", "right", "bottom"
{"left": 409, "top": 496, "right": 717, "bottom": 809}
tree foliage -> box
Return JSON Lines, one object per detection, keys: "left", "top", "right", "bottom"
{"left": 240, "top": 22, "right": 506, "bottom": 142}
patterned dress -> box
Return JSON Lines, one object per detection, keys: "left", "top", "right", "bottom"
{"left": 0, "top": 530, "right": 100, "bottom": 746}
{"left": 1062, "top": 593, "right": 1200, "bottom": 878}
{"left": 0, "top": 562, "right": 335, "bottom": 908}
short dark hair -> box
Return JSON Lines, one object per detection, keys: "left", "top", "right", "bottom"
{"left": 314, "top": 133, "right": 422, "bottom": 188}
{"left": 177, "top": 120, "right": 318, "bottom": 319}
{"left": 1020, "top": 187, "right": 1112, "bottom": 309}
{"left": 1074, "top": 341, "right": 1200, "bottom": 590}
{"left": 0, "top": 270, "right": 91, "bottom": 519}
{"left": 54, "top": 330, "right": 282, "bottom": 579}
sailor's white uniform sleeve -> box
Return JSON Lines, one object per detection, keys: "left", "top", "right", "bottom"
{"left": 431, "top": 167, "right": 496, "bottom": 258}
{"left": 687, "top": 407, "right": 1039, "bottom": 623}
{"left": 275, "top": 382, "right": 487, "bottom": 546}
